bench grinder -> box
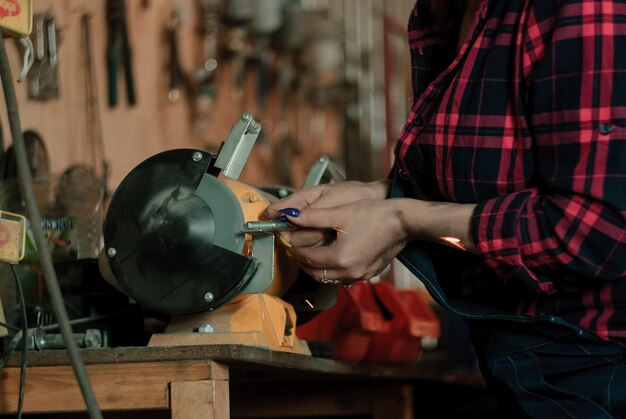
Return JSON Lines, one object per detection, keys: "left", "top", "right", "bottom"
{"left": 98, "top": 113, "right": 339, "bottom": 353}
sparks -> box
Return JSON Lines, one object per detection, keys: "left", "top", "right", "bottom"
{"left": 441, "top": 236, "right": 467, "bottom": 251}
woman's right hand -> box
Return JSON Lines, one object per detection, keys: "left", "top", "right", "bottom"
{"left": 263, "top": 179, "right": 390, "bottom": 220}
{"left": 261, "top": 180, "right": 390, "bottom": 248}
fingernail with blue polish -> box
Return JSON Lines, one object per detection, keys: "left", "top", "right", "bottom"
{"left": 277, "top": 215, "right": 288, "bottom": 222}
{"left": 279, "top": 208, "right": 300, "bottom": 218}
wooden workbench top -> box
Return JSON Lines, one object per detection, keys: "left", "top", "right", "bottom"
{"left": 1, "top": 345, "right": 486, "bottom": 417}
{"left": 5, "top": 344, "right": 484, "bottom": 387}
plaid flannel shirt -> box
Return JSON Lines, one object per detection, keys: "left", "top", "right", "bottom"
{"left": 395, "top": 0, "right": 626, "bottom": 341}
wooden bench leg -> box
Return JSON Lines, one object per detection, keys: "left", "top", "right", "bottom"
{"left": 170, "top": 379, "right": 230, "bottom": 419}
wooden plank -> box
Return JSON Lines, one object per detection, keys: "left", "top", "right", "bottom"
{"left": 3, "top": 346, "right": 485, "bottom": 392}
{"left": 0, "top": 360, "right": 225, "bottom": 413}
{"left": 7, "top": 346, "right": 483, "bottom": 386}
{"left": 171, "top": 380, "right": 230, "bottom": 419}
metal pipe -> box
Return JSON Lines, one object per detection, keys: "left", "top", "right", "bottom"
{"left": 0, "top": 36, "right": 103, "bottom": 419}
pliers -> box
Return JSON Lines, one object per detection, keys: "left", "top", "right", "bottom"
{"left": 106, "top": 0, "right": 136, "bottom": 107}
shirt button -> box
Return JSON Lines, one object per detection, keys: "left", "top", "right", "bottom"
{"left": 397, "top": 168, "right": 409, "bottom": 180}
{"left": 599, "top": 123, "right": 613, "bottom": 135}
{"left": 412, "top": 116, "right": 424, "bottom": 127}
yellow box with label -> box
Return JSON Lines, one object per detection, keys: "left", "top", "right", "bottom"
{"left": 0, "top": 210, "right": 26, "bottom": 264}
{"left": 0, "top": 0, "right": 32, "bottom": 37}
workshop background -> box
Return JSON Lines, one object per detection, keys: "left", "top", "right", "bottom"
{"left": 0, "top": 0, "right": 500, "bottom": 418}
{"left": 2, "top": 0, "right": 412, "bottom": 192}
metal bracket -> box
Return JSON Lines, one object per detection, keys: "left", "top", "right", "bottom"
{"left": 239, "top": 233, "right": 275, "bottom": 294}
{"left": 214, "top": 112, "right": 261, "bottom": 180}
{"left": 238, "top": 220, "right": 296, "bottom": 294}
{"left": 302, "top": 155, "right": 346, "bottom": 188}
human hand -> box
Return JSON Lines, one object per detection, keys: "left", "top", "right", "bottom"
{"left": 264, "top": 178, "right": 476, "bottom": 285}
{"left": 262, "top": 180, "right": 390, "bottom": 248}
{"left": 263, "top": 180, "right": 390, "bottom": 219}
{"left": 278, "top": 198, "right": 408, "bottom": 285}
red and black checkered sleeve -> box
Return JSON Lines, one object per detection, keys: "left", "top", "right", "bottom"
{"left": 471, "top": 0, "right": 626, "bottom": 294}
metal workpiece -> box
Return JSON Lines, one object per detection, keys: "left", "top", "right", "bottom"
{"left": 213, "top": 112, "right": 262, "bottom": 180}
{"left": 241, "top": 220, "right": 295, "bottom": 234}
{"left": 32, "top": 328, "right": 103, "bottom": 350}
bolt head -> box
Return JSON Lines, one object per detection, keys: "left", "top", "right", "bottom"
{"left": 250, "top": 122, "right": 261, "bottom": 133}
{"left": 84, "top": 329, "right": 103, "bottom": 348}
{"left": 241, "top": 113, "right": 252, "bottom": 121}
{"left": 198, "top": 324, "right": 214, "bottom": 333}
{"left": 204, "top": 292, "right": 214, "bottom": 303}
{"left": 192, "top": 151, "right": 203, "bottom": 162}
{"left": 107, "top": 247, "right": 117, "bottom": 258}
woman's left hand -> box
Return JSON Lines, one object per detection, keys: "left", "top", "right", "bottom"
{"left": 283, "top": 198, "right": 409, "bottom": 284}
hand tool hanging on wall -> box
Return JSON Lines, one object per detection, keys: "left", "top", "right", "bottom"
{"left": 82, "top": 14, "right": 108, "bottom": 199}
{"left": 0, "top": 130, "right": 50, "bottom": 218}
{"left": 1, "top": 130, "right": 50, "bottom": 182}
{"left": 191, "top": 0, "right": 222, "bottom": 144}
{"left": 166, "top": 1, "right": 183, "bottom": 103}
{"left": 106, "top": 0, "right": 136, "bottom": 107}
{"left": 301, "top": 14, "right": 345, "bottom": 165}
{"left": 269, "top": 1, "right": 315, "bottom": 186}
{"left": 251, "top": 0, "right": 284, "bottom": 113}
{"left": 15, "top": 36, "right": 34, "bottom": 83}
{"left": 27, "top": 11, "right": 59, "bottom": 99}
{"left": 0, "top": 0, "right": 34, "bottom": 84}
{"left": 223, "top": 0, "right": 254, "bottom": 102}
{"left": 193, "top": 0, "right": 221, "bottom": 84}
